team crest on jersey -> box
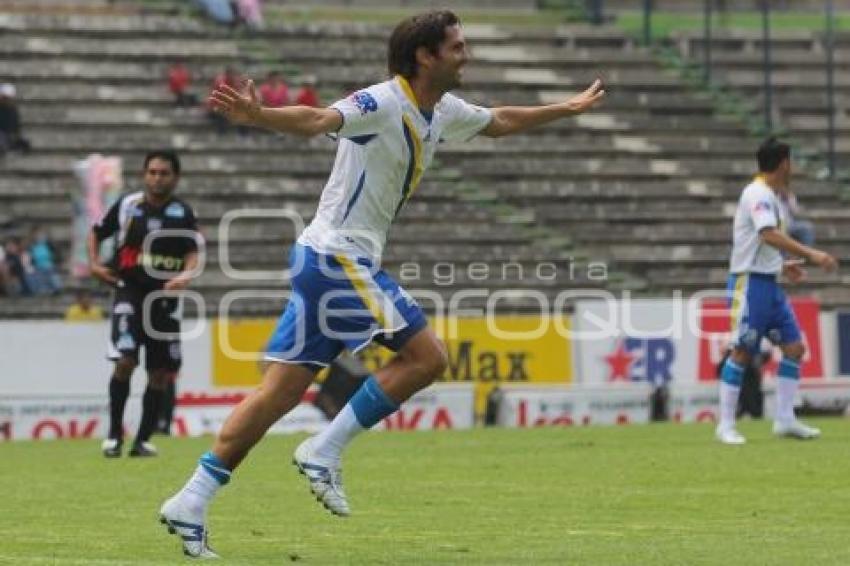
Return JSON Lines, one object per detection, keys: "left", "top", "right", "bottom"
{"left": 752, "top": 200, "right": 772, "bottom": 213}
{"left": 129, "top": 206, "right": 144, "bottom": 217}
{"left": 165, "top": 203, "right": 185, "bottom": 218}
{"left": 350, "top": 91, "right": 378, "bottom": 115}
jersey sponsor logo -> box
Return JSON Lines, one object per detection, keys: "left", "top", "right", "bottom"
{"left": 118, "top": 247, "right": 141, "bottom": 269}
{"left": 118, "top": 247, "right": 184, "bottom": 271}
{"left": 165, "top": 203, "right": 185, "bottom": 218}
{"left": 139, "top": 253, "right": 184, "bottom": 271}
{"left": 604, "top": 337, "right": 675, "bottom": 385}
{"left": 350, "top": 91, "right": 378, "bottom": 115}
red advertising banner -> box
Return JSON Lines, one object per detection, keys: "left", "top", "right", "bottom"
{"left": 699, "top": 296, "right": 823, "bottom": 381}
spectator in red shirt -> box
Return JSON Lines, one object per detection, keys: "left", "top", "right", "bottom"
{"left": 259, "top": 71, "right": 290, "bottom": 108}
{"left": 167, "top": 62, "right": 198, "bottom": 107}
{"left": 294, "top": 76, "right": 320, "bottom": 107}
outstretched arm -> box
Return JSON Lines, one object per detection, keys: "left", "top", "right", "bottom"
{"left": 209, "top": 80, "right": 342, "bottom": 137}
{"left": 481, "top": 79, "right": 605, "bottom": 138}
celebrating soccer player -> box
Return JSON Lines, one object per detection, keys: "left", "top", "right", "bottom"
{"left": 715, "top": 138, "right": 838, "bottom": 446}
{"left": 159, "top": 10, "right": 604, "bottom": 558}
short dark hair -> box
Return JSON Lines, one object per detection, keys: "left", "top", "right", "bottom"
{"left": 144, "top": 150, "right": 181, "bottom": 175}
{"left": 387, "top": 10, "right": 460, "bottom": 79}
{"left": 757, "top": 137, "right": 791, "bottom": 173}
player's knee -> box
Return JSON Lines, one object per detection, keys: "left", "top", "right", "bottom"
{"left": 114, "top": 357, "right": 138, "bottom": 380}
{"left": 428, "top": 341, "right": 449, "bottom": 378}
{"left": 147, "top": 370, "right": 171, "bottom": 391}
{"left": 785, "top": 342, "right": 805, "bottom": 362}
{"left": 413, "top": 341, "right": 448, "bottom": 385}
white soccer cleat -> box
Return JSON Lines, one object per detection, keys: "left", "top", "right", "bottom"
{"left": 773, "top": 420, "right": 821, "bottom": 440}
{"left": 159, "top": 495, "right": 219, "bottom": 559}
{"left": 292, "top": 437, "right": 351, "bottom": 517}
{"left": 715, "top": 426, "right": 747, "bottom": 445}
{"left": 101, "top": 438, "right": 121, "bottom": 458}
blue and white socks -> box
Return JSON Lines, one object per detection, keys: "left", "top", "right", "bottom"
{"left": 179, "top": 451, "right": 231, "bottom": 515}
{"left": 312, "top": 375, "right": 398, "bottom": 464}
{"left": 775, "top": 357, "right": 801, "bottom": 425}
{"left": 718, "top": 358, "right": 744, "bottom": 430}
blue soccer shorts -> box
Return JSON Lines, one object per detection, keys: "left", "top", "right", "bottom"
{"left": 264, "top": 243, "right": 427, "bottom": 368}
{"left": 727, "top": 272, "right": 801, "bottom": 355}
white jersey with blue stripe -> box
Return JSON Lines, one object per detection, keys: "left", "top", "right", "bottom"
{"left": 729, "top": 177, "right": 789, "bottom": 275}
{"left": 298, "top": 76, "right": 492, "bottom": 264}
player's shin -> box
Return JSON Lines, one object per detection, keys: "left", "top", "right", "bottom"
{"left": 775, "top": 357, "right": 801, "bottom": 425}
{"left": 108, "top": 376, "right": 130, "bottom": 440}
{"left": 135, "top": 385, "right": 164, "bottom": 444}
{"left": 312, "top": 375, "right": 398, "bottom": 463}
{"left": 718, "top": 359, "right": 744, "bottom": 430}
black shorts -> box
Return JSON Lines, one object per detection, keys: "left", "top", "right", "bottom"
{"left": 108, "top": 284, "right": 182, "bottom": 372}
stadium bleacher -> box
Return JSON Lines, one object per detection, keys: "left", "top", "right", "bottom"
{"left": 1, "top": 0, "right": 848, "bottom": 318}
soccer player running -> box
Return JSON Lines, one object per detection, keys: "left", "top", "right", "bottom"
{"left": 715, "top": 138, "right": 838, "bottom": 445}
{"left": 159, "top": 10, "right": 604, "bottom": 558}
{"left": 89, "top": 151, "right": 200, "bottom": 457}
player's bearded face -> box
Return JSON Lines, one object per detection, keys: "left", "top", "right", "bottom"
{"left": 433, "top": 25, "right": 468, "bottom": 90}
{"left": 144, "top": 158, "right": 178, "bottom": 199}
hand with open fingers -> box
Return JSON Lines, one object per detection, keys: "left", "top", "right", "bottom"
{"left": 565, "top": 79, "right": 605, "bottom": 114}
{"left": 810, "top": 250, "right": 838, "bottom": 272}
{"left": 209, "top": 79, "right": 261, "bottom": 126}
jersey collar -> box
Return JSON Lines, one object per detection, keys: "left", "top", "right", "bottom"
{"left": 395, "top": 75, "right": 433, "bottom": 124}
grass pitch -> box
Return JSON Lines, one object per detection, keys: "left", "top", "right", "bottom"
{"left": 2, "top": 419, "right": 850, "bottom": 565}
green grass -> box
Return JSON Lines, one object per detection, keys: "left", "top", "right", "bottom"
{"left": 2, "top": 420, "right": 850, "bottom": 564}
{"left": 617, "top": 10, "right": 850, "bottom": 39}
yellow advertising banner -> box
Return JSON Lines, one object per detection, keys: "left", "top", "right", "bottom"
{"left": 212, "top": 316, "right": 573, "bottom": 415}
{"left": 211, "top": 318, "right": 276, "bottom": 387}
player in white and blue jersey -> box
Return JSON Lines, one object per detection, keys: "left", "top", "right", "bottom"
{"left": 158, "top": 10, "right": 605, "bottom": 557}
{"left": 716, "top": 138, "right": 838, "bottom": 445}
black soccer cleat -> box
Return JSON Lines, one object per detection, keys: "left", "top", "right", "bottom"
{"left": 129, "top": 441, "right": 159, "bottom": 458}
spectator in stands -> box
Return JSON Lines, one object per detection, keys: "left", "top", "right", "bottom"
{"left": 294, "top": 76, "right": 320, "bottom": 107}
{"left": 780, "top": 192, "right": 816, "bottom": 247}
{"left": 193, "top": 0, "right": 235, "bottom": 26}
{"left": 4, "top": 237, "right": 35, "bottom": 296}
{"left": 0, "top": 242, "right": 9, "bottom": 296}
{"left": 28, "top": 225, "right": 63, "bottom": 295}
{"left": 167, "top": 61, "right": 199, "bottom": 107}
{"left": 0, "top": 83, "right": 31, "bottom": 156}
{"left": 207, "top": 67, "right": 242, "bottom": 134}
{"left": 234, "top": 0, "right": 264, "bottom": 30}
{"left": 259, "top": 71, "right": 290, "bottom": 108}
{"left": 65, "top": 288, "right": 105, "bottom": 322}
